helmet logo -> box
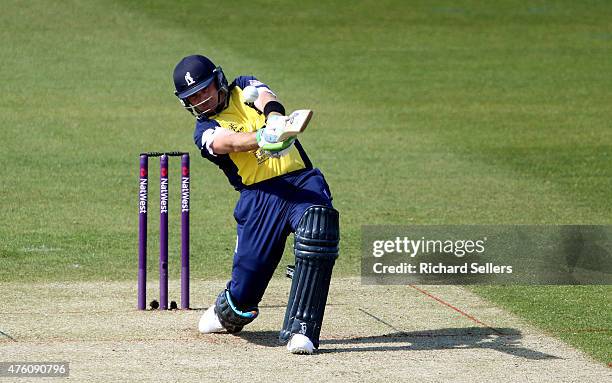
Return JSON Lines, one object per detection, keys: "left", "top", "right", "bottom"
{"left": 185, "top": 72, "right": 195, "bottom": 86}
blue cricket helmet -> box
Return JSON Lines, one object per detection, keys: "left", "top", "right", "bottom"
{"left": 173, "top": 55, "right": 229, "bottom": 118}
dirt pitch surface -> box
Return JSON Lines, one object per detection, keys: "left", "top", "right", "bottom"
{"left": 1, "top": 278, "right": 610, "bottom": 382}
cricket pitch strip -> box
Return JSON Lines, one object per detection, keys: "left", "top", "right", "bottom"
{"left": 1, "top": 278, "right": 610, "bottom": 382}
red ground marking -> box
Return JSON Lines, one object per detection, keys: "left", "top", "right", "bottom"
{"left": 408, "top": 284, "right": 504, "bottom": 335}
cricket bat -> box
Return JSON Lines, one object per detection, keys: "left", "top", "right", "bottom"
{"left": 276, "top": 109, "right": 314, "bottom": 142}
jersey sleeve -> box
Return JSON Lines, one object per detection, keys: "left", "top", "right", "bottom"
{"left": 193, "top": 119, "right": 221, "bottom": 157}
{"left": 234, "top": 76, "right": 277, "bottom": 97}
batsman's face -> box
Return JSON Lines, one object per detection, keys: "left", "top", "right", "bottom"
{"left": 188, "top": 82, "right": 218, "bottom": 116}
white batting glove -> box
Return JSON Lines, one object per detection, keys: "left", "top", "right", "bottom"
{"left": 261, "top": 115, "right": 289, "bottom": 144}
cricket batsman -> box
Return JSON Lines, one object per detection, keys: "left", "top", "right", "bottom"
{"left": 172, "top": 54, "right": 339, "bottom": 354}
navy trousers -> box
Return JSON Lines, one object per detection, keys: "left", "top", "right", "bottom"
{"left": 228, "top": 168, "right": 333, "bottom": 308}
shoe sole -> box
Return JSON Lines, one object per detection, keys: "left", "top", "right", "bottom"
{"left": 290, "top": 347, "right": 313, "bottom": 355}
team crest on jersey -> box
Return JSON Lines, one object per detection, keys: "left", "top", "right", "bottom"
{"left": 185, "top": 72, "right": 195, "bottom": 86}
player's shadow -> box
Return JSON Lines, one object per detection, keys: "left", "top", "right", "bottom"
{"left": 237, "top": 327, "right": 558, "bottom": 360}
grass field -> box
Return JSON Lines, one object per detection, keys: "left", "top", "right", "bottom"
{"left": 1, "top": 0, "right": 610, "bottom": 367}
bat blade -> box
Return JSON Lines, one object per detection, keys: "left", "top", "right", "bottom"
{"left": 276, "top": 109, "right": 313, "bottom": 141}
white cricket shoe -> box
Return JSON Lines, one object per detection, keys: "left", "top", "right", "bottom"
{"left": 287, "top": 334, "right": 314, "bottom": 355}
{"left": 198, "top": 305, "right": 225, "bottom": 333}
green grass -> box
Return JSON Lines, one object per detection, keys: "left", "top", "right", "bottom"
{"left": 1, "top": 0, "right": 610, "bottom": 365}
{"left": 471, "top": 285, "right": 611, "bottom": 364}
